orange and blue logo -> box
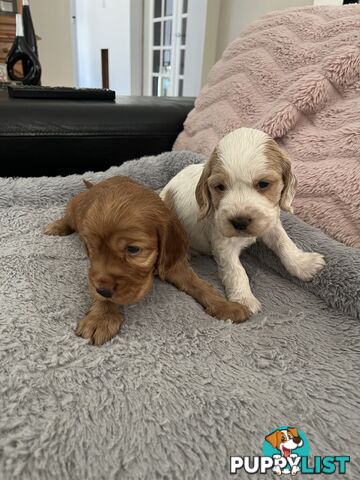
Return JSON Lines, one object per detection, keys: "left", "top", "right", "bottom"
{"left": 230, "top": 426, "right": 350, "bottom": 476}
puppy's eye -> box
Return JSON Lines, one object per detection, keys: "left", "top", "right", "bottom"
{"left": 215, "top": 184, "right": 225, "bottom": 192}
{"left": 126, "top": 246, "right": 141, "bottom": 255}
{"left": 258, "top": 181, "right": 270, "bottom": 189}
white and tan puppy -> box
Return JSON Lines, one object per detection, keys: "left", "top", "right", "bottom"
{"left": 161, "top": 128, "right": 325, "bottom": 315}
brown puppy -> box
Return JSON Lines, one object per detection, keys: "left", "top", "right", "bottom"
{"left": 45, "top": 176, "right": 249, "bottom": 345}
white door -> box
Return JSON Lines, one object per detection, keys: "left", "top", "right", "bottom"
{"left": 143, "top": 0, "right": 207, "bottom": 96}
{"left": 71, "top": 0, "right": 142, "bottom": 95}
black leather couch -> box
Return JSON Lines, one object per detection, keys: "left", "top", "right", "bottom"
{"left": 0, "top": 90, "right": 194, "bottom": 177}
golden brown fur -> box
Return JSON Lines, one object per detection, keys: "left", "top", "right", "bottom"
{"left": 195, "top": 149, "right": 229, "bottom": 220}
{"left": 45, "top": 176, "right": 249, "bottom": 345}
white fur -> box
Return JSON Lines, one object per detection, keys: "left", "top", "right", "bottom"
{"left": 161, "top": 128, "right": 325, "bottom": 314}
{"left": 279, "top": 430, "right": 303, "bottom": 453}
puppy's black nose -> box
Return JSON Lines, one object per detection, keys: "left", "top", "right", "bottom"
{"left": 96, "top": 288, "right": 113, "bottom": 299}
{"left": 293, "top": 436, "right": 302, "bottom": 445}
{"left": 231, "top": 217, "right": 251, "bottom": 230}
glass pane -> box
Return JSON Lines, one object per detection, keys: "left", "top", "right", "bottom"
{"left": 165, "top": 0, "right": 173, "bottom": 16}
{"left": 180, "top": 49, "right": 185, "bottom": 75}
{"left": 162, "top": 49, "right": 171, "bottom": 75}
{"left": 181, "top": 18, "right": 187, "bottom": 45}
{"left": 154, "top": 0, "right": 162, "bottom": 18}
{"left": 153, "top": 50, "right": 160, "bottom": 73}
{"left": 164, "top": 20, "right": 172, "bottom": 46}
{"left": 161, "top": 77, "right": 170, "bottom": 96}
{"left": 153, "top": 22, "right": 161, "bottom": 46}
{"left": 178, "top": 79, "right": 183, "bottom": 97}
{"left": 1, "top": 0, "right": 16, "bottom": 13}
{"left": 182, "top": 0, "right": 188, "bottom": 14}
{"left": 152, "top": 76, "right": 159, "bottom": 96}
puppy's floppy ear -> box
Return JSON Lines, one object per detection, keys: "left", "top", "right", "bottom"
{"left": 288, "top": 427, "right": 299, "bottom": 438}
{"left": 265, "top": 139, "right": 297, "bottom": 213}
{"left": 195, "top": 149, "right": 217, "bottom": 220}
{"left": 157, "top": 212, "right": 189, "bottom": 280}
{"left": 265, "top": 430, "right": 282, "bottom": 449}
{"left": 279, "top": 149, "right": 297, "bottom": 213}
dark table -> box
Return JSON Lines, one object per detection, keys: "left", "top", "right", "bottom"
{"left": 0, "top": 90, "right": 194, "bottom": 177}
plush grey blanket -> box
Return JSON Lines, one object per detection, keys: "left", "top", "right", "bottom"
{"left": 0, "top": 151, "right": 359, "bottom": 480}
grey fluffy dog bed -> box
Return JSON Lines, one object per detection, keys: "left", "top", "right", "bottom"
{"left": 0, "top": 151, "right": 359, "bottom": 479}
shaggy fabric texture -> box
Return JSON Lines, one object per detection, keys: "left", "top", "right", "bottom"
{"left": 0, "top": 151, "right": 359, "bottom": 480}
{"left": 174, "top": 5, "right": 360, "bottom": 248}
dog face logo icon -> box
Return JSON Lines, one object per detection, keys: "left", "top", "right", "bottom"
{"left": 231, "top": 427, "right": 350, "bottom": 476}
{"left": 265, "top": 428, "right": 303, "bottom": 458}
{"left": 263, "top": 426, "right": 309, "bottom": 476}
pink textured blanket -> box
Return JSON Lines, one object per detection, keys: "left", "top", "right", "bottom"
{"left": 174, "top": 5, "right": 360, "bottom": 247}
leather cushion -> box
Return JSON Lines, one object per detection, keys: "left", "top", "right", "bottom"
{"left": 0, "top": 92, "right": 194, "bottom": 176}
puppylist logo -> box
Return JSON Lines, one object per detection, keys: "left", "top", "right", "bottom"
{"left": 230, "top": 426, "right": 350, "bottom": 476}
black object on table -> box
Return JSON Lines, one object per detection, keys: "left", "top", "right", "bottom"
{"left": 6, "top": 13, "right": 41, "bottom": 86}
{"left": 0, "top": 91, "right": 195, "bottom": 177}
{"left": 8, "top": 85, "right": 116, "bottom": 101}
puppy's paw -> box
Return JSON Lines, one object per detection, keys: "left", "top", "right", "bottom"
{"left": 291, "top": 465, "right": 301, "bottom": 476}
{"left": 289, "top": 251, "right": 325, "bottom": 281}
{"left": 206, "top": 300, "right": 250, "bottom": 323}
{"left": 76, "top": 311, "right": 123, "bottom": 345}
{"left": 272, "top": 455, "right": 282, "bottom": 475}
{"left": 244, "top": 295, "right": 262, "bottom": 315}
{"left": 230, "top": 294, "right": 262, "bottom": 316}
{"left": 44, "top": 219, "right": 73, "bottom": 236}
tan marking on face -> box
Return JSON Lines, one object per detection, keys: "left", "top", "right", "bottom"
{"left": 195, "top": 149, "right": 232, "bottom": 217}
{"left": 264, "top": 139, "right": 297, "bottom": 212}
{"left": 195, "top": 149, "right": 218, "bottom": 219}
{"left": 252, "top": 171, "right": 283, "bottom": 206}
{"left": 208, "top": 162, "right": 232, "bottom": 210}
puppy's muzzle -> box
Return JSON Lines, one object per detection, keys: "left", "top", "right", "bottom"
{"left": 96, "top": 288, "right": 114, "bottom": 299}
{"left": 231, "top": 217, "right": 251, "bottom": 231}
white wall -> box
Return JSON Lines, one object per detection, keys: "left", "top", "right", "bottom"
{"left": 184, "top": 0, "right": 209, "bottom": 96}
{"left": 31, "top": 0, "right": 75, "bottom": 86}
{"left": 201, "top": 0, "right": 221, "bottom": 86}
{"left": 313, "top": 0, "right": 342, "bottom": 4}
{"left": 215, "top": 0, "right": 314, "bottom": 60}
{"left": 74, "top": 0, "right": 139, "bottom": 95}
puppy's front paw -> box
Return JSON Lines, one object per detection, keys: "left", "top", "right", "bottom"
{"left": 206, "top": 300, "right": 250, "bottom": 323}
{"left": 230, "top": 294, "right": 261, "bottom": 315}
{"left": 76, "top": 311, "right": 123, "bottom": 345}
{"left": 289, "top": 251, "right": 325, "bottom": 281}
{"left": 273, "top": 466, "right": 282, "bottom": 476}
{"left": 291, "top": 465, "right": 301, "bottom": 476}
